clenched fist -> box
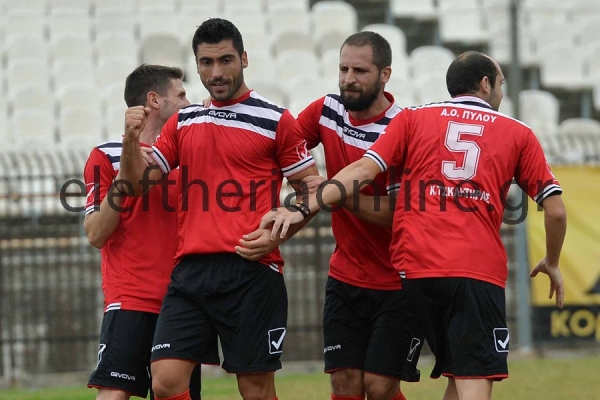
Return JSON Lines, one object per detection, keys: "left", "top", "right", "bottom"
{"left": 124, "top": 106, "right": 150, "bottom": 139}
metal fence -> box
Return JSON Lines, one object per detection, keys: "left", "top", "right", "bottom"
{"left": 0, "top": 133, "right": 597, "bottom": 384}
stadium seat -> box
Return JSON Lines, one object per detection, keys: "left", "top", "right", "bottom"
{"left": 6, "top": 0, "right": 46, "bottom": 16}
{"left": 5, "top": 34, "right": 47, "bottom": 66}
{"left": 483, "top": 6, "right": 511, "bottom": 65}
{"left": 275, "top": 49, "right": 320, "bottom": 82}
{"left": 316, "top": 30, "right": 347, "bottom": 56}
{"left": 385, "top": 79, "right": 417, "bottom": 108}
{"left": 409, "top": 46, "right": 455, "bottom": 80}
{"left": 140, "top": 34, "right": 185, "bottom": 70}
{"left": 498, "top": 95, "right": 514, "bottom": 117}
{"left": 101, "top": 82, "right": 127, "bottom": 112}
{"left": 286, "top": 76, "right": 336, "bottom": 104}
{"left": 48, "top": 15, "right": 92, "bottom": 42}
{"left": 224, "top": 12, "right": 268, "bottom": 36}
{"left": 557, "top": 118, "right": 600, "bottom": 137}
{"left": 59, "top": 106, "right": 104, "bottom": 147}
{"left": 312, "top": 1, "right": 357, "bottom": 38}
{"left": 96, "top": 57, "right": 138, "bottom": 90}
{"left": 538, "top": 42, "right": 589, "bottom": 90}
{"left": 244, "top": 55, "right": 276, "bottom": 86}
{"left": 438, "top": 2, "right": 487, "bottom": 45}
{"left": 105, "top": 104, "right": 127, "bottom": 141}
{"left": 138, "top": 0, "right": 176, "bottom": 14}
{"left": 287, "top": 97, "right": 315, "bottom": 117}
{"left": 10, "top": 109, "right": 56, "bottom": 148}
{"left": 3, "top": 16, "right": 45, "bottom": 41}
{"left": 577, "top": 18, "right": 600, "bottom": 49}
{"left": 390, "top": 0, "right": 437, "bottom": 21}
{"left": 242, "top": 31, "right": 271, "bottom": 58}
{"left": 362, "top": 24, "right": 407, "bottom": 55}
{"left": 570, "top": 0, "right": 600, "bottom": 25}
{"left": 138, "top": 15, "right": 182, "bottom": 41}
{"left": 321, "top": 49, "right": 341, "bottom": 81}
{"left": 268, "top": 7, "right": 311, "bottom": 36}
{"left": 271, "top": 30, "right": 315, "bottom": 56}
{"left": 94, "top": 0, "right": 135, "bottom": 15}
{"left": 7, "top": 60, "right": 50, "bottom": 95}
{"left": 179, "top": 0, "right": 222, "bottom": 14}
{"left": 57, "top": 85, "right": 102, "bottom": 114}
{"left": 519, "top": 89, "right": 560, "bottom": 136}
{"left": 584, "top": 43, "right": 600, "bottom": 82}
{"left": 9, "top": 86, "right": 54, "bottom": 117}
{"left": 223, "top": 0, "right": 264, "bottom": 13}
{"left": 48, "top": 0, "right": 91, "bottom": 16}
{"left": 390, "top": 54, "right": 410, "bottom": 81}
{"left": 51, "top": 35, "right": 94, "bottom": 65}
{"left": 52, "top": 58, "right": 96, "bottom": 95}
{"left": 413, "top": 72, "right": 449, "bottom": 105}
{"left": 266, "top": 0, "right": 309, "bottom": 11}
{"left": 251, "top": 80, "right": 288, "bottom": 106}
{"left": 95, "top": 33, "right": 139, "bottom": 66}
{"left": 0, "top": 97, "right": 7, "bottom": 138}
{"left": 94, "top": 15, "right": 138, "bottom": 39}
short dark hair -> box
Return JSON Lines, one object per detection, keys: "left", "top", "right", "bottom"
{"left": 446, "top": 51, "right": 498, "bottom": 97}
{"left": 192, "top": 18, "right": 244, "bottom": 58}
{"left": 341, "top": 31, "right": 392, "bottom": 71}
{"left": 124, "top": 64, "right": 184, "bottom": 107}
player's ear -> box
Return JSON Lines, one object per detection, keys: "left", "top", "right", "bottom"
{"left": 380, "top": 66, "right": 391, "bottom": 84}
{"left": 241, "top": 51, "right": 248, "bottom": 69}
{"left": 146, "top": 91, "right": 160, "bottom": 109}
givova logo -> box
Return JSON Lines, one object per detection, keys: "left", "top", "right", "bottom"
{"left": 323, "top": 344, "right": 341, "bottom": 354}
{"left": 494, "top": 328, "right": 510, "bottom": 353}
{"left": 151, "top": 343, "right": 171, "bottom": 352}
{"left": 96, "top": 343, "right": 107, "bottom": 368}
{"left": 268, "top": 328, "right": 286, "bottom": 354}
{"left": 111, "top": 371, "right": 136, "bottom": 381}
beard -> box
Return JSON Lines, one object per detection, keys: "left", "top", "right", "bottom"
{"left": 340, "top": 78, "right": 381, "bottom": 111}
{"left": 204, "top": 70, "right": 244, "bottom": 101}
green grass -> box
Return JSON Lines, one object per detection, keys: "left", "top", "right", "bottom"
{"left": 2, "top": 356, "right": 600, "bottom": 399}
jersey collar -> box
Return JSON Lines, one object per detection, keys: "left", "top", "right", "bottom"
{"left": 448, "top": 95, "right": 492, "bottom": 110}
{"left": 210, "top": 90, "right": 252, "bottom": 108}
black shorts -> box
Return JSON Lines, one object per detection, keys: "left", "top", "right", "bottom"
{"left": 402, "top": 277, "right": 509, "bottom": 380}
{"left": 322, "top": 277, "right": 422, "bottom": 381}
{"left": 151, "top": 253, "right": 288, "bottom": 374}
{"left": 88, "top": 310, "right": 202, "bottom": 399}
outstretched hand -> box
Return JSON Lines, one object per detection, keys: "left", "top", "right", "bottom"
{"left": 530, "top": 257, "right": 564, "bottom": 308}
{"left": 260, "top": 207, "right": 305, "bottom": 240}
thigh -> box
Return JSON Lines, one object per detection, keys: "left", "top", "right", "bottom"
{"left": 445, "top": 278, "right": 508, "bottom": 380}
{"left": 88, "top": 310, "right": 157, "bottom": 398}
{"left": 322, "top": 277, "right": 369, "bottom": 373}
{"left": 209, "top": 259, "right": 288, "bottom": 374}
{"left": 364, "top": 288, "right": 423, "bottom": 382}
{"left": 151, "top": 284, "right": 220, "bottom": 366}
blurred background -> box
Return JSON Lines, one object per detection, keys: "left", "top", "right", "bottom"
{"left": 1, "top": 0, "right": 599, "bottom": 389}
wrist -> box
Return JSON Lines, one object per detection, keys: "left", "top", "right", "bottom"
{"left": 290, "top": 203, "right": 311, "bottom": 219}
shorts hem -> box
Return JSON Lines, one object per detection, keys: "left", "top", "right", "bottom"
{"left": 87, "top": 381, "right": 146, "bottom": 398}
{"left": 223, "top": 362, "right": 282, "bottom": 374}
{"left": 439, "top": 372, "right": 509, "bottom": 381}
{"left": 364, "top": 368, "right": 420, "bottom": 382}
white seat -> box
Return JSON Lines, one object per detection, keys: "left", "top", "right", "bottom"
{"left": 223, "top": 0, "right": 264, "bottom": 13}
{"left": 385, "top": 79, "right": 417, "bottom": 108}
{"left": 539, "top": 42, "right": 589, "bottom": 90}
{"left": 438, "top": 7, "right": 487, "bottom": 44}
{"left": 317, "top": 30, "right": 347, "bottom": 56}
{"left": 518, "top": 90, "right": 560, "bottom": 136}
{"left": 102, "top": 82, "right": 127, "bottom": 110}
{"left": 251, "top": 80, "right": 287, "bottom": 107}
{"left": 94, "top": 15, "right": 137, "bottom": 38}
{"left": 11, "top": 109, "right": 56, "bottom": 148}
{"left": 390, "top": 0, "right": 437, "bottom": 20}
{"left": 266, "top": 0, "right": 308, "bottom": 11}
{"left": 321, "top": 48, "right": 341, "bottom": 81}
{"left": 138, "top": 15, "right": 182, "bottom": 41}
{"left": 5, "top": 34, "right": 47, "bottom": 65}
{"left": 484, "top": 6, "right": 511, "bottom": 64}
{"left": 438, "top": 0, "right": 479, "bottom": 7}
{"left": 362, "top": 24, "right": 407, "bottom": 55}
{"left": 288, "top": 97, "right": 315, "bottom": 117}
{"left": 95, "top": 33, "right": 139, "bottom": 65}
{"left": 9, "top": 86, "right": 54, "bottom": 116}
{"left": 498, "top": 95, "right": 514, "bottom": 117}
{"left": 179, "top": 0, "right": 222, "bottom": 14}
{"left": 222, "top": 13, "right": 268, "bottom": 36}
{"left": 409, "top": 46, "right": 455, "bottom": 80}
{"left": 138, "top": 0, "right": 176, "bottom": 14}
{"left": 59, "top": 106, "right": 104, "bottom": 146}
{"left": 271, "top": 30, "right": 315, "bottom": 56}
{"left": 6, "top": 0, "right": 46, "bottom": 15}
{"left": 577, "top": 18, "right": 600, "bottom": 48}
{"left": 140, "top": 34, "right": 185, "bottom": 70}
{"left": 4, "top": 16, "right": 45, "bottom": 40}
{"left": 391, "top": 54, "right": 410, "bottom": 81}
{"left": 57, "top": 85, "right": 101, "bottom": 113}
{"left": 49, "top": 0, "right": 91, "bottom": 15}
{"left": 557, "top": 118, "right": 600, "bottom": 137}
{"left": 244, "top": 55, "right": 276, "bottom": 87}
{"left": 569, "top": 0, "right": 600, "bottom": 25}
{"left": 275, "top": 49, "right": 320, "bottom": 82}
{"left": 584, "top": 43, "right": 600, "bottom": 82}
{"left": 52, "top": 58, "right": 95, "bottom": 94}
{"left": 242, "top": 31, "right": 271, "bottom": 58}
{"left": 413, "top": 72, "right": 449, "bottom": 105}
{"left": 96, "top": 57, "right": 137, "bottom": 89}
{"left": 7, "top": 60, "right": 50, "bottom": 95}
{"left": 268, "top": 7, "right": 311, "bottom": 36}
{"left": 312, "top": 1, "right": 357, "bottom": 38}
{"left": 105, "top": 104, "right": 127, "bottom": 140}
{"left": 0, "top": 97, "right": 7, "bottom": 138}
{"left": 94, "top": 0, "right": 135, "bottom": 15}
{"left": 286, "top": 76, "right": 336, "bottom": 104}
{"left": 534, "top": 22, "right": 578, "bottom": 53}
{"left": 51, "top": 35, "right": 93, "bottom": 65}
{"left": 48, "top": 15, "right": 92, "bottom": 42}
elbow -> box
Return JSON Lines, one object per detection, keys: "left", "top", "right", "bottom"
{"left": 86, "top": 232, "right": 106, "bottom": 249}
{"left": 543, "top": 197, "right": 567, "bottom": 225}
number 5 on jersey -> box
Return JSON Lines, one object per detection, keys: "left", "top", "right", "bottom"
{"left": 442, "top": 121, "right": 484, "bottom": 180}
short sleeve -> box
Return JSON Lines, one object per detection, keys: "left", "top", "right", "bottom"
{"left": 514, "top": 130, "right": 562, "bottom": 204}
{"left": 364, "top": 109, "right": 410, "bottom": 172}
{"left": 83, "top": 148, "right": 117, "bottom": 215}
{"left": 276, "top": 110, "right": 316, "bottom": 177}
{"left": 151, "top": 111, "right": 180, "bottom": 173}
{"left": 297, "top": 97, "right": 326, "bottom": 149}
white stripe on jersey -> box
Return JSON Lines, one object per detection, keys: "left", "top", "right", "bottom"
{"left": 105, "top": 302, "right": 121, "bottom": 312}
{"left": 364, "top": 150, "right": 388, "bottom": 172}
{"left": 534, "top": 183, "right": 562, "bottom": 204}
{"left": 96, "top": 142, "right": 122, "bottom": 171}
{"left": 178, "top": 115, "right": 277, "bottom": 140}
{"left": 282, "top": 156, "right": 315, "bottom": 177}
{"left": 151, "top": 147, "right": 171, "bottom": 174}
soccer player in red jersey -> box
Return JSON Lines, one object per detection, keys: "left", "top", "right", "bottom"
{"left": 282, "top": 32, "right": 421, "bottom": 400}
{"left": 261, "top": 51, "right": 567, "bottom": 400}
{"left": 118, "top": 19, "right": 319, "bottom": 400}
{"left": 84, "top": 65, "right": 201, "bottom": 400}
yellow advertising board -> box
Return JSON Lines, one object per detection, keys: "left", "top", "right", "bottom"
{"left": 527, "top": 166, "right": 600, "bottom": 341}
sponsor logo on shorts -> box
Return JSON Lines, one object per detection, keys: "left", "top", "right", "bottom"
{"left": 407, "top": 337, "right": 421, "bottom": 362}
{"left": 323, "top": 344, "right": 341, "bottom": 354}
{"left": 268, "top": 327, "right": 286, "bottom": 354}
{"left": 96, "top": 343, "right": 106, "bottom": 368}
{"left": 111, "top": 372, "right": 136, "bottom": 381}
{"left": 151, "top": 343, "right": 171, "bottom": 352}
{"left": 493, "top": 328, "right": 510, "bottom": 353}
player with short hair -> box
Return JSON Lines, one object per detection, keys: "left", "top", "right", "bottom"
{"left": 84, "top": 64, "right": 201, "bottom": 400}
{"left": 261, "top": 51, "right": 567, "bottom": 400}
{"left": 118, "top": 18, "right": 319, "bottom": 400}
{"left": 292, "top": 31, "right": 421, "bottom": 400}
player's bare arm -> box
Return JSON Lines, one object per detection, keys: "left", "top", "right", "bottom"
{"left": 529, "top": 194, "right": 567, "bottom": 308}
{"left": 261, "top": 157, "right": 382, "bottom": 240}
{"left": 83, "top": 180, "right": 126, "bottom": 248}
{"left": 120, "top": 106, "right": 163, "bottom": 195}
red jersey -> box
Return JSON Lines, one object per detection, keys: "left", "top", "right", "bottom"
{"left": 151, "top": 90, "right": 315, "bottom": 271}
{"left": 84, "top": 141, "right": 179, "bottom": 314}
{"left": 366, "top": 96, "right": 562, "bottom": 288}
{"left": 297, "top": 93, "right": 403, "bottom": 290}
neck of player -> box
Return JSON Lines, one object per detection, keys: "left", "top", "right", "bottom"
{"left": 140, "top": 117, "right": 163, "bottom": 145}
{"left": 348, "top": 91, "right": 391, "bottom": 121}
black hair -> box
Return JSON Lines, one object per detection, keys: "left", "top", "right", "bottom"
{"left": 446, "top": 51, "right": 498, "bottom": 97}
{"left": 124, "top": 64, "right": 184, "bottom": 107}
{"left": 341, "top": 31, "right": 392, "bottom": 71}
{"left": 192, "top": 18, "right": 244, "bottom": 57}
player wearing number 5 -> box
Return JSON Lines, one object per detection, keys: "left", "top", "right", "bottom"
{"left": 261, "top": 51, "right": 567, "bottom": 400}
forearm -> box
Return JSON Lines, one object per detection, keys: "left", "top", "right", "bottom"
{"left": 543, "top": 196, "right": 567, "bottom": 266}
{"left": 83, "top": 186, "right": 125, "bottom": 248}
{"left": 343, "top": 194, "right": 394, "bottom": 227}
{"left": 120, "top": 136, "right": 149, "bottom": 195}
